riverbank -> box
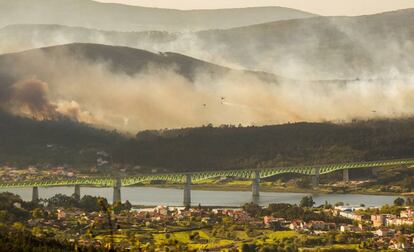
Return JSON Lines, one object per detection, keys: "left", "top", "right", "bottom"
{"left": 141, "top": 183, "right": 407, "bottom": 196}
{"left": 1, "top": 186, "right": 401, "bottom": 207}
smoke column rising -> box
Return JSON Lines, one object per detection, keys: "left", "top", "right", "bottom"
{"left": 0, "top": 48, "right": 413, "bottom": 132}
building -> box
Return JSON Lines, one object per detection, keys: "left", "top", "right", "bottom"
{"left": 57, "top": 209, "right": 66, "bottom": 220}
{"left": 358, "top": 223, "right": 371, "bottom": 231}
{"left": 386, "top": 217, "right": 414, "bottom": 226}
{"left": 263, "top": 216, "right": 287, "bottom": 230}
{"left": 371, "top": 214, "right": 387, "bottom": 227}
{"left": 375, "top": 228, "right": 395, "bottom": 237}
{"left": 340, "top": 225, "right": 360, "bottom": 232}
{"left": 289, "top": 220, "right": 305, "bottom": 231}
{"left": 400, "top": 209, "right": 414, "bottom": 218}
{"left": 389, "top": 237, "right": 412, "bottom": 250}
{"left": 13, "top": 202, "right": 22, "bottom": 209}
{"left": 154, "top": 206, "right": 169, "bottom": 216}
{"left": 307, "top": 221, "right": 336, "bottom": 231}
{"left": 340, "top": 211, "right": 363, "bottom": 221}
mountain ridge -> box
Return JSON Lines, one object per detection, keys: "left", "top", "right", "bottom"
{"left": 2, "top": 8, "right": 414, "bottom": 79}
{"left": 0, "top": 43, "right": 281, "bottom": 83}
{"left": 195, "top": 8, "right": 414, "bottom": 79}
{"left": 0, "top": 0, "right": 316, "bottom": 32}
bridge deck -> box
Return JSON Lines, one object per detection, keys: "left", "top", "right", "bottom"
{"left": 0, "top": 158, "right": 413, "bottom": 188}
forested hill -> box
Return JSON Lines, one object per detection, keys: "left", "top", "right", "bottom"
{"left": 1, "top": 112, "right": 414, "bottom": 171}
{"left": 115, "top": 119, "right": 414, "bottom": 172}
{"left": 0, "top": 110, "right": 124, "bottom": 167}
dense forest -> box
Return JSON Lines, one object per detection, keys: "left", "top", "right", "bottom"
{"left": 0, "top": 110, "right": 124, "bottom": 168}
{"left": 117, "top": 119, "right": 414, "bottom": 172}
{"left": 1, "top": 110, "right": 414, "bottom": 172}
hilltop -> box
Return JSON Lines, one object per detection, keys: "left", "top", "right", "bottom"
{"left": 0, "top": 24, "right": 177, "bottom": 54}
{"left": 0, "top": 43, "right": 280, "bottom": 83}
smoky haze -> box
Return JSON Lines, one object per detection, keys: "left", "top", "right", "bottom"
{"left": 95, "top": 0, "right": 414, "bottom": 16}
{"left": 0, "top": 44, "right": 413, "bottom": 133}
{"left": 0, "top": 0, "right": 315, "bottom": 32}
{"left": 1, "top": 8, "right": 414, "bottom": 79}
{"left": 1, "top": 5, "right": 414, "bottom": 132}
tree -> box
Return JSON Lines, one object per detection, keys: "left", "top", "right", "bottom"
{"left": 79, "top": 195, "right": 104, "bottom": 212}
{"left": 47, "top": 194, "right": 78, "bottom": 208}
{"left": 32, "top": 227, "right": 43, "bottom": 238}
{"left": 335, "top": 202, "right": 345, "bottom": 207}
{"left": 394, "top": 197, "right": 405, "bottom": 206}
{"left": 0, "top": 192, "right": 22, "bottom": 209}
{"left": 402, "top": 176, "right": 413, "bottom": 191}
{"left": 124, "top": 200, "right": 132, "bottom": 211}
{"left": 296, "top": 177, "right": 312, "bottom": 189}
{"left": 266, "top": 203, "right": 305, "bottom": 220}
{"left": 324, "top": 201, "right": 333, "bottom": 209}
{"left": 11, "top": 222, "right": 25, "bottom": 232}
{"left": 242, "top": 202, "right": 262, "bottom": 217}
{"left": 241, "top": 243, "right": 257, "bottom": 252}
{"left": 98, "top": 198, "right": 115, "bottom": 251}
{"left": 31, "top": 208, "right": 43, "bottom": 219}
{"left": 300, "top": 196, "right": 315, "bottom": 208}
{"left": 0, "top": 210, "right": 7, "bottom": 222}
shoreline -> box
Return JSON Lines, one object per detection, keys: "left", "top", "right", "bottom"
{"left": 139, "top": 183, "right": 407, "bottom": 196}
{"left": 0, "top": 182, "right": 406, "bottom": 197}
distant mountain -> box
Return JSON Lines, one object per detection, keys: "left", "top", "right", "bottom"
{"left": 195, "top": 8, "right": 414, "bottom": 79}
{"left": 3, "top": 8, "right": 414, "bottom": 79}
{"left": 0, "top": 0, "right": 316, "bottom": 32}
{"left": 0, "top": 24, "right": 178, "bottom": 54}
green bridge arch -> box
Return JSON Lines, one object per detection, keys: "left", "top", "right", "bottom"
{"left": 0, "top": 158, "right": 413, "bottom": 189}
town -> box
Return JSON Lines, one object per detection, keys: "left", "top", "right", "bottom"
{"left": 1, "top": 0, "right": 414, "bottom": 251}
{"left": 0, "top": 190, "right": 413, "bottom": 251}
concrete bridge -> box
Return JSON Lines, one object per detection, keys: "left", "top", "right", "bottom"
{"left": 1, "top": 158, "right": 413, "bottom": 206}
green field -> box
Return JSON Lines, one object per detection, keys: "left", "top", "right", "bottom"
{"left": 92, "top": 229, "right": 301, "bottom": 251}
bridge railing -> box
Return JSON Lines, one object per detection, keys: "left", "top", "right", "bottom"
{"left": 1, "top": 158, "right": 413, "bottom": 188}
{"left": 122, "top": 158, "right": 414, "bottom": 184}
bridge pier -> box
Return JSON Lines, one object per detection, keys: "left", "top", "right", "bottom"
{"left": 252, "top": 170, "right": 260, "bottom": 197}
{"left": 32, "top": 186, "right": 39, "bottom": 203}
{"left": 183, "top": 174, "right": 191, "bottom": 207}
{"left": 343, "top": 168, "right": 350, "bottom": 183}
{"left": 113, "top": 178, "right": 122, "bottom": 204}
{"left": 313, "top": 167, "right": 320, "bottom": 188}
{"left": 74, "top": 185, "right": 81, "bottom": 201}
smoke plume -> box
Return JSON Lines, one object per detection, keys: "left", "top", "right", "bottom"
{"left": 0, "top": 76, "right": 97, "bottom": 122}
{"left": 12, "top": 79, "right": 57, "bottom": 119}
{"left": 0, "top": 46, "right": 413, "bottom": 133}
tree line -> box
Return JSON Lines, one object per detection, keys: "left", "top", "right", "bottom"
{"left": 1, "top": 109, "right": 414, "bottom": 173}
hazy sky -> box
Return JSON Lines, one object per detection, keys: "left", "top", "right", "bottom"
{"left": 95, "top": 0, "right": 414, "bottom": 16}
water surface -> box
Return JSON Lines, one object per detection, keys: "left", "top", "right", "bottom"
{"left": 0, "top": 186, "right": 399, "bottom": 207}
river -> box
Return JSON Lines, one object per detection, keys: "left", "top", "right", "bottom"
{"left": 0, "top": 186, "right": 401, "bottom": 207}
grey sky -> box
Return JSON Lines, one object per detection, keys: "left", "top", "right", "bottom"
{"left": 95, "top": 0, "right": 414, "bottom": 16}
